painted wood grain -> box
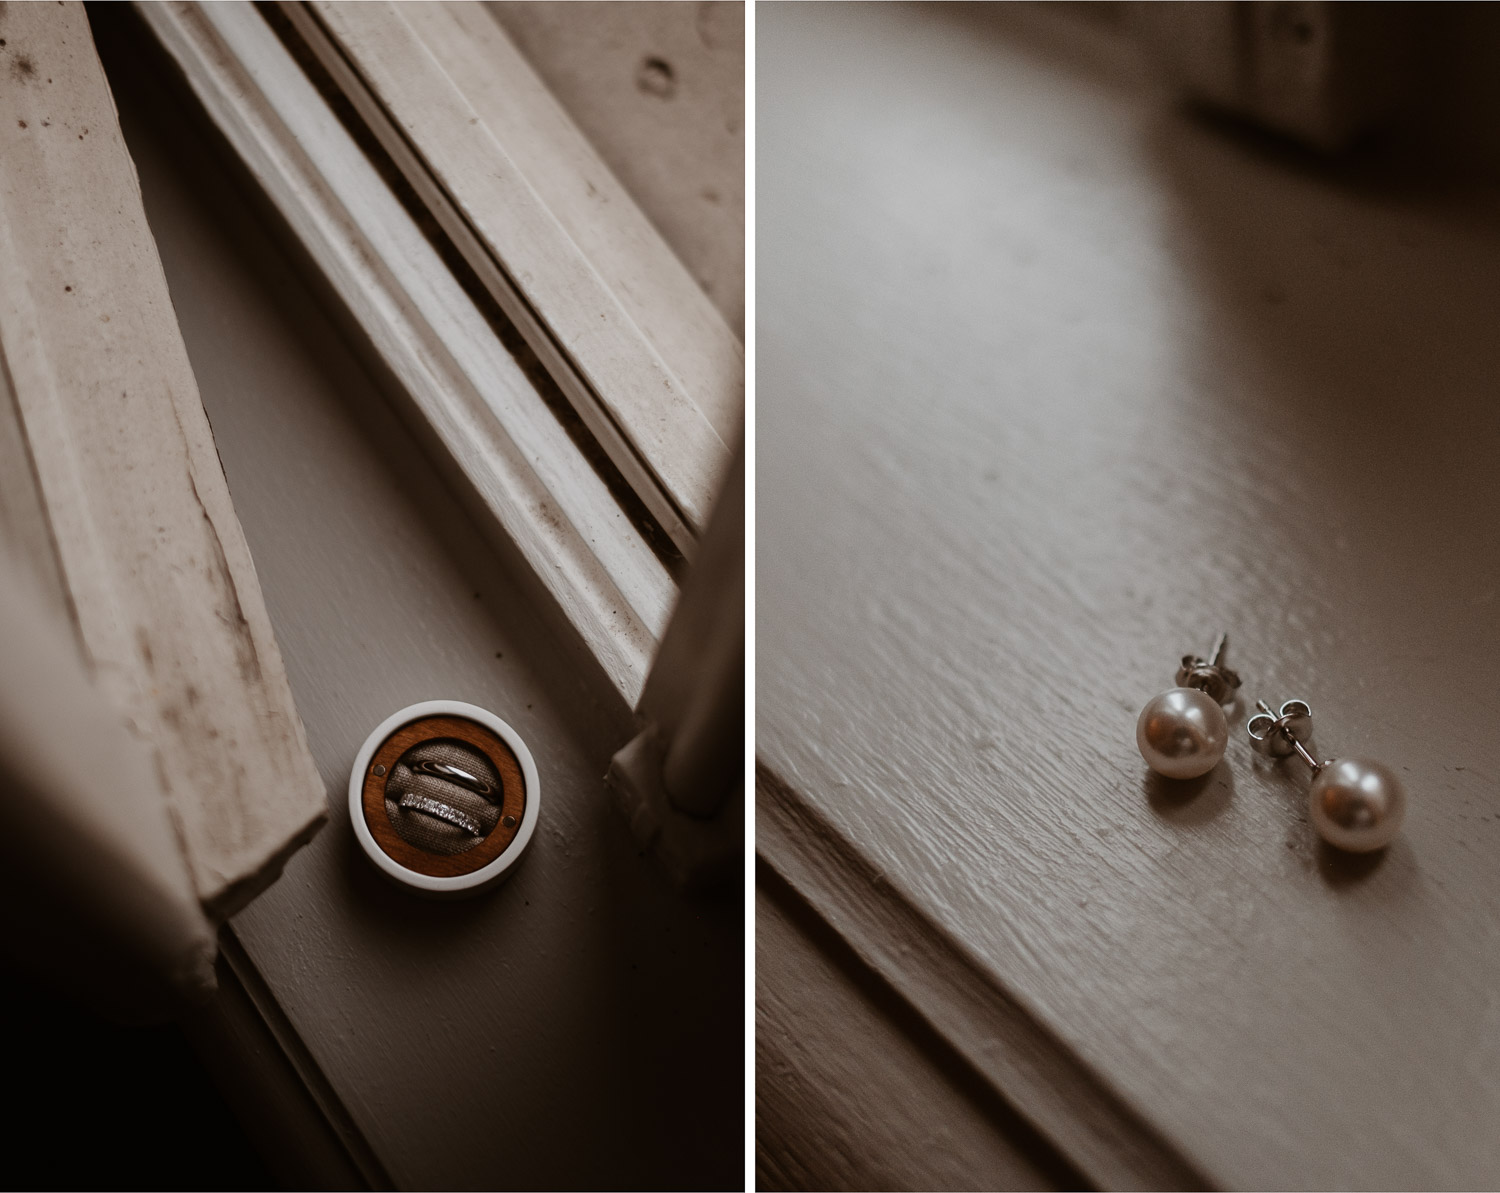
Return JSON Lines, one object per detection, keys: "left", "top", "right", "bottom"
{"left": 760, "top": 767, "right": 1199, "bottom": 1192}
{"left": 396, "top": 1, "right": 744, "bottom": 434}
{"left": 138, "top": 0, "right": 673, "bottom": 707}
{"left": 103, "top": 34, "right": 742, "bottom": 1183}
{"left": 181, "top": 935, "right": 388, "bottom": 1188}
{"left": 758, "top": 874, "right": 1083, "bottom": 1192}
{"left": 487, "top": 1, "right": 746, "bottom": 337}
{"left": 300, "top": 0, "right": 736, "bottom": 547}
{"left": 609, "top": 441, "right": 744, "bottom": 887}
{"left": 0, "top": 0, "right": 324, "bottom": 918}
{"left": 0, "top": 561, "right": 215, "bottom": 1017}
{"left": 757, "top": 4, "right": 1500, "bottom": 1188}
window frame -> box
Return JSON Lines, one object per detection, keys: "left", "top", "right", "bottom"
{"left": 139, "top": 0, "right": 737, "bottom": 708}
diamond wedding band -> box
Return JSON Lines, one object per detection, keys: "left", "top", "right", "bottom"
{"left": 398, "top": 791, "right": 483, "bottom": 836}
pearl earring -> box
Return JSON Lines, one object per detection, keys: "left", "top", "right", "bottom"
{"left": 1136, "top": 634, "right": 1242, "bottom": 780}
{"left": 1247, "top": 698, "right": 1406, "bottom": 853}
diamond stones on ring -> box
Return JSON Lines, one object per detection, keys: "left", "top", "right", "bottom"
{"left": 398, "top": 791, "right": 483, "bottom": 836}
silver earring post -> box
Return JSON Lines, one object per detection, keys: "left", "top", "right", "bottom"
{"left": 1247, "top": 698, "right": 1322, "bottom": 773}
{"left": 1246, "top": 696, "right": 1406, "bottom": 853}
{"left": 1175, "top": 633, "right": 1242, "bottom": 705}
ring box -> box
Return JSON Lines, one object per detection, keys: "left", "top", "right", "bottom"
{"left": 349, "top": 700, "right": 540, "bottom": 896}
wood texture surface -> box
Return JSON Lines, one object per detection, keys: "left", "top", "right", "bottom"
{"left": 395, "top": 1, "right": 744, "bottom": 435}
{"left": 488, "top": 1, "right": 746, "bottom": 337}
{"left": 611, "top": 440, "right": 745, "bottom": 886}
{"left": 758, "top": 5, "right": 1500, "bottom": 1188}
{"left": 361, "top": 715, "right": 526, "bottom": 879}
{"left": 181, "top": 935, "right": 390, "bottom": 1188}
{"left": 301, "top": 0, "right": 736, "bottom": 546}
{"left": 102, "top": 24, "right": 741, "bottom": 1184}
{"left": 757, "top": 874, "right": 1081, "bottom": 1192}
{"left": 138, "top": 0, "right": 673, "bottom": 707}
{"left": 0, "top": 0, "right": 324, "bottom": 918}
{"left": 759, "top": 767, "right": 1198, "bottom": 1192}
{"left": 0, "top": 561, "right": 215, "bottom": 1017}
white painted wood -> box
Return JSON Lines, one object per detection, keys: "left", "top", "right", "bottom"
{"left": 641, "top": 441, "right": 744, "bottom": 805}
{"left": 138, "top": 0, "right": 674, "bottom": 707}
{"left": 0, "top": 363, "right": 67, "bottom": 616}
{"left": 297, "top": 0, "right": 735, "bottom": 546}
{"left": 1130, "top": 2, "right": 1409, "bottom": 151}
{"left": 758, "top": 4, "right": 1500, "bottom": 1188}
{"left": 277, "top": 0, "right": 687, "bottom": 560}
{"left": 759, "top": 770, "right": 1200, "bottom": 1191}
{"left": 757, "top": 880, "right": 1070, "bottom": 1192}
{"left": 609, "top": 442, "right": 743, "bottom": 884}
{"left": 0, "top": 0, "right": 324, "bottom": 918}
{"left": 99, "top": 46, "right": 742, "bottom": 1178}
{"left": 181, "top": 936, "right": 387, "bottom": 1188}
{"left": 394, "top": 1, "right": 743, "bottom": 437}
{"left": 0, "top": 560, "right": 215, "bottom": 1017}
{"left": 486, "top": 1, "right": 746, "bottom": 336}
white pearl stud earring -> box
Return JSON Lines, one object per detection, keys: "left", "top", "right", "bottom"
{"left": 1136, "top": 634, "right": 1242, "bottom": 780}
{"left": 1247, "top": 698, "right": 1406, "bottom": 853}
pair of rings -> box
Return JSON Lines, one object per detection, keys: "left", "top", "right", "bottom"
{"left": 398, "top": 759, "right": 496, "bottom": 836}
{"left": 350, "top": 700, "right": 540, "bottom": 897}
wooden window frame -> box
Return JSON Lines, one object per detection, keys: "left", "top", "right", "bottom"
{"left": 139, "top": 1, "right": 747, "bottom": 710}
{"left": 0, "top": 0, "right": 325, "bottom": 934}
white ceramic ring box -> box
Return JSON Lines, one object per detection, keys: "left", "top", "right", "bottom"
{"left": 349, "top": 700, "right": 539, "bottom": 896}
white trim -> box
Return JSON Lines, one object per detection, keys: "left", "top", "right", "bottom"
{"left": 0, "top": 0, "right": 326, "bottom": 918}
{"left": 295, "top": 0, "right": 737, "bottom": 549}
{"left": 756, "top": 767, "right": 1204, "bottom": 1189}
{"left": 138, "top": 1, "right": 674, "bottom": 706}
{"left": 349, "top": 700, "right": 541, "bottom": 897}
{"left": 487, "top": 2, "right": 746, "bottom": 338}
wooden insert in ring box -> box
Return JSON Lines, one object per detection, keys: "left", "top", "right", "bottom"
{"left": 361, "top": 715, "right": 526, "bottom": 878}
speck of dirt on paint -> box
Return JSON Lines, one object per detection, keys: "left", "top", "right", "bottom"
{"left": 64, "top": 285, "right": 70, "bottom": 292}
{"left": 12, "top": 53, "right": 34, "bottom": 80}
{"left": 16, "top": 119, "right": 24, "bottom": 129}
{"left": 100, "top": 314, "right": 109, "bottom": 323}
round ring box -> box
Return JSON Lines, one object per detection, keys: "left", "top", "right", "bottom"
{"left": 349, "top": 700, "right": 539, "bottom": 896}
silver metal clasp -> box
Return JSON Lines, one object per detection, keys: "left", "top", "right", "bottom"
{"left": 1175, "top": 632, "right": 1243, "bottom": 706}
{"left": 1247, "top": 698, "right": 1326, "bottom": 774}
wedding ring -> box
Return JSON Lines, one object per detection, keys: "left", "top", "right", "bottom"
{"left": 412, "top": 759, "right": 496, "bottom": 798}
{"left": 398, "top": 791, "right": 483, "bottom": 836}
